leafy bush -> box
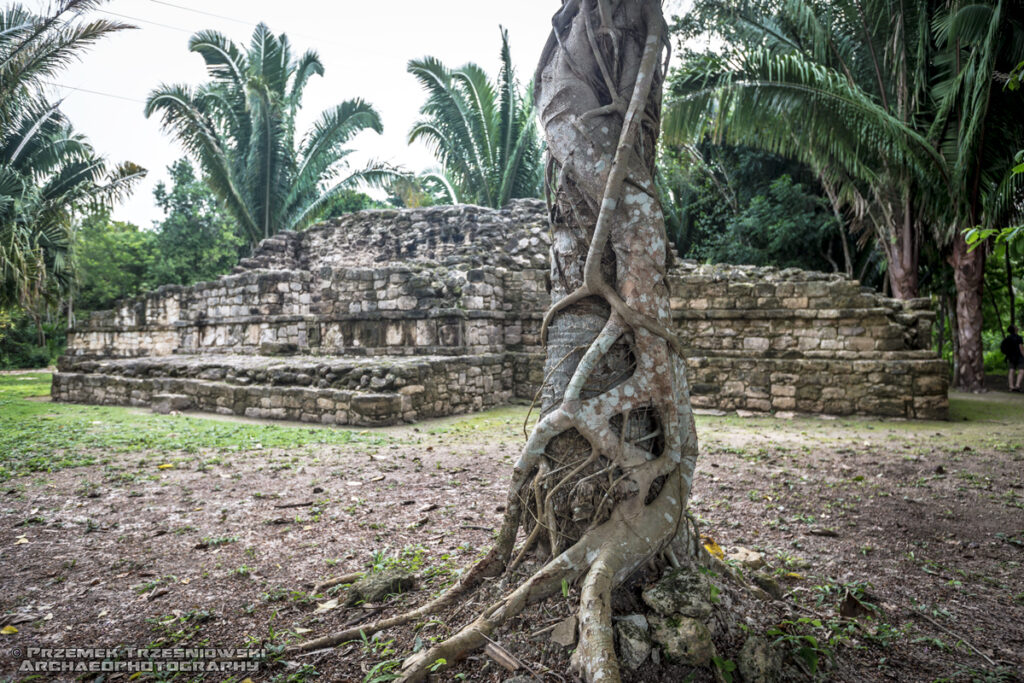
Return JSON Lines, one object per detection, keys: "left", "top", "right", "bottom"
{"left": 0, "top": 309, "right": 65, "bottom": 369}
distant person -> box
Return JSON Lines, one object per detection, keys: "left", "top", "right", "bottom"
{"left": 1002, "top": 325, "right": 1024, "bottom": 392}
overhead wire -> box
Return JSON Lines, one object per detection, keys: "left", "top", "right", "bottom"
{"left": 144, "top": 0, "right": 253, "bottom": 27}
{"left": 42, "top": 81, "right": 146, "bottom": 104}
{"left": 96, "top": 7, "right": 194, "bottom": 34}
{"left": 37, "top": 0, "right": 347, "bottom": 109}
{"left": 134, "top": 0, "right": 342, "bottom": 49}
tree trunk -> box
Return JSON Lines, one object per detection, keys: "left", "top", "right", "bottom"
{"left": 987, "top": 272, "right": 1004, "bottom": 337}
{"left": 398, "top": 1, "right": 697, "bottom": 679}
{"left": 949, "top": 232, "right": 986, "bottom": 391}
{"left": 944, "top": 292, "right": 960, "bottom": 385}
{"left": 1007, "top": 246, "right": 1016, "bottom": 329}
{"left": 289, "top": 4, "right": 700, "bottom": 680}
{"left": 883, "top": 195, "right": 919, "bottom": 299}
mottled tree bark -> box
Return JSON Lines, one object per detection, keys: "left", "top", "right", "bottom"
{"left": 950, "top": 232, "right": 986, "bottom": 392}
{"left": 401, "top": 0, "right": 698, "bottom": 679}
{"left": 288, "top": 3, "right": 699, "bottom": 680}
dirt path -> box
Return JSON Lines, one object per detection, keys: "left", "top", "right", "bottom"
{"left": 1, "top": 391, "right": 1022, "bottom": 682}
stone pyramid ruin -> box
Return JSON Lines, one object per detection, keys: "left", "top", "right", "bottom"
{"left": 53, "top": 199, "right": 949, "bottom": 424}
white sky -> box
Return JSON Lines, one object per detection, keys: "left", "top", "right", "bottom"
{"left": 33, "top": 0, "right": 689, "bottom": 228}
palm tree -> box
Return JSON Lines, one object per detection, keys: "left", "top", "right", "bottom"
{"left": 0, "top": 108, "right": 144, "bottom": 309}
{"left": 407, "top": 28, "right": 542, "bottom": 208}
{"left": 1, "top": 0, "right": 127, "bottom": 125}
{"left": 664, "top": 0, "right": 1024, "bottom": 390}
{"left": 1, "top": 0, "right": 143, "bottom": 310}
{"left": 664, "top": 0, "right": 944, "bottom": 300}
{"left": 929, "top": 0, "right": 1024, "bottom": 390}
{"left": 146, "top": 24, "right": 391, "bottom": 246}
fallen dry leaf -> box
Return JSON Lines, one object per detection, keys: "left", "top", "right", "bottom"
{"left": 313, "top": 598, "right": 339, "bottom": 614}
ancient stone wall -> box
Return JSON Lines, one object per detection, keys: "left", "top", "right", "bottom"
{"left": 669, "top": 264, "right": 947, "bottom": 419}
{"left": 54, "top": 199, "right": 948, "bottom": 423}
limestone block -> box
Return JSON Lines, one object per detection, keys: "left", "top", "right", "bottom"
{"left": 151, "top": 393, "right": 192, "bottom": 414}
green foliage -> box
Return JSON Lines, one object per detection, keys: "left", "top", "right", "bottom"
{"left": 0, "top": 1, "right": 144, "bottom": 310}
{"left": 149, "top": 158, "right": 244, "bottom": 286}
{"left": 658, "top": 143, "right": 864, "bottom": 276}
{"left": 74, "top": 209, "right": 156, "bottom": 311}
{"left": 384, "top": 175, "right": 450, "bottom": 209}
{"left": 766, "top": 617, "right": 830, "bottom": 675}
{"left": 0, "top": 309, "right": 64, "bottom": 368}
{"left": 325, "top": 189, "right": 386, "bottom": 217}
{"left": 408, "top": 28, "right": 542, "bottom": 207}
{"left": 691, "top": 174, "right": 839, "bottom": 271}
{"left": 711, "top": 655, "right": 737, "bottom": 682}
{"left": 71, "top": 158, "right": 246, "bottom": 321}
{"left": 146, "top": 24, "right": 392, "bottom": 245}
{"left": 665, "top": 0, "right": 1024, "bottom": 288}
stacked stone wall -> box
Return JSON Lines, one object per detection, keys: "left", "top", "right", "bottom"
{"left": 669, "top": 263, "right": 946, "bottom": 418}
{"left": 55, "top": 199, "right": 948, "bottom": 424}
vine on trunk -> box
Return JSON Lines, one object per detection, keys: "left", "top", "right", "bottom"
{"left": 288, "top": 2, "right": 701, "bottom": 680}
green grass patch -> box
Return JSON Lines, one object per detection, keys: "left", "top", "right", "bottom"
{"left": 949, "top": 390, "right": 1024, "bottom": 423}
{"left": 0, "top": 373, "right": 393, "bottom": 482}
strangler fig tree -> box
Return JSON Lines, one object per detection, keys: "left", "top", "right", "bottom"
{"left": 288, "top": 2, "right": 700, "bottom": 680}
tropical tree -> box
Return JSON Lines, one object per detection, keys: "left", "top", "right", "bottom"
{"left": 664, "top": 0, "right": 1024, "bottom": 391}
{"left": 1, "top": 0, "right": 143, "bottom": 312}
{"left": 149, "top": 158, "right": 243, "bottom": 287}
{"left": 930, "top": 0, "right": 1024, "bottom": 390}
{"left": 0, "top": 0, "right": 125, "bottom": 125}
{"left": 657, "top": 142, "right": 860, "bottom": 276}
{"left": 146, "top": 24, "right": 391, "bottom": 246}
{"left": 407, "top": 28, "right": 542, "bottom": 207}
{"left": 74, "top": 209, "right": 155, "bottom": 311}
{"left": 664, "top": 0, "right": 944, "bottom": 300}
{"left": 288, "top": 3, "right": 704, "bottom": 680}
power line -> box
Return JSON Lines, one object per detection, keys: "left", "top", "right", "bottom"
{"left": 97, "top": 7, "right": 194, "bottom": 34}
{"left": 144, "top": 0, "right": 253, "bottom": 27}
{"left": 43, "top": 81, "right": 146, "bottom": 104}
{"left": 133, "top": 0, "right": 341, "bottom": 50}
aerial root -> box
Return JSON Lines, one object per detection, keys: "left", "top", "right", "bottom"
{"left": 573, "top": 550, "right": 620, "bottom": 682}
{"left": 396, "top": 554, "right": 580, "bottom": 682}
{"left": 284, "top": 536, "right": 514, "bottom": 656}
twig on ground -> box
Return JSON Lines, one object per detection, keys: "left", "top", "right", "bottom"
{"left": 480, "top": 633, "right": 543, "bottom": 681}
{"left": 910, "top": 610, "right": 997, "bottom": 667}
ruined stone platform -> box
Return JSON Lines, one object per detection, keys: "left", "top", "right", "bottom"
{"left": 53, "top": 352, "right": 529, "bottom": 425}
{"left": 54, "top": 199, "right": 949, "bottom": 423}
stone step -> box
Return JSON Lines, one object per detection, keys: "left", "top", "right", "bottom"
{"left": 151, "top": 393, "right": 192, "bottom": 414}
{"left": 52, "top": 352, "right": 538, "bottom": 426}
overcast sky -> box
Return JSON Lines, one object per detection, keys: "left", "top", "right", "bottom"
{"left": 33, "top": 0, "right": 688, "bottom": 228}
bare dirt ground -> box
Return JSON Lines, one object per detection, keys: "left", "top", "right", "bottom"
{"left": 1, "top": 382, "right": 1023, "bottom": 682}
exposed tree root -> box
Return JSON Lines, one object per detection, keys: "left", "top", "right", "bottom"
{"left": 287, "top": 3, "right": 700, "bottom": 681}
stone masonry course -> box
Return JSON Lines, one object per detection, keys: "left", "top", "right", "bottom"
{"left": 53, "top": 199, "right": 948, "bottom": 423}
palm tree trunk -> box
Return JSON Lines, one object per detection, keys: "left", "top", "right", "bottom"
{"left": 987, "top": 272, "right": 1004, "bottom": 337}
{"left": 886, "top": 194, "right": 919, "bottom": 299}
{"left": 949, "top": 232, "right": 986, "bottom": 391}
{"left": 1007, "top": 247, "right": 1016, "bottom": 329}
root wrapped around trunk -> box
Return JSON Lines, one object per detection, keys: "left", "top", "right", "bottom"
{"left": 288, "top": 2, "right": 699, "bottom": 680}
